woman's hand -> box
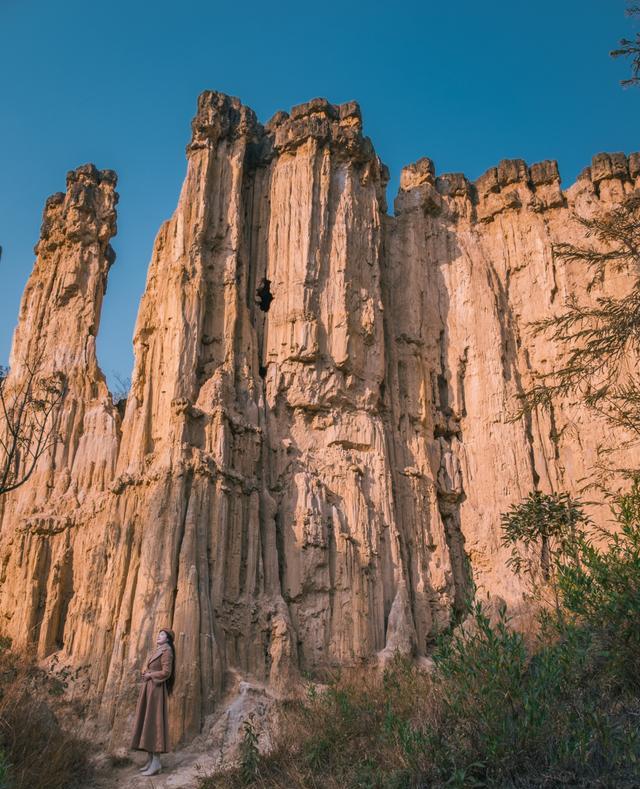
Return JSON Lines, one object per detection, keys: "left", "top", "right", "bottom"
{"left": 142, "top": 670, "right": 151, "bottom": 680}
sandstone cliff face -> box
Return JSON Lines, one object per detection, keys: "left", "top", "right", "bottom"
{"left": 0, "top": 164, "right": 120, "bottom": 658}
{"left": 0, "top": 92, "right": 638, "bottom": 749}
{"left": 388, "top": 152, "right": 640, "bottom": 607}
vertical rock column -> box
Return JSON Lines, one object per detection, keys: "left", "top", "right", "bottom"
{"left": 99, "top": 93, "right": 300, "bottom": 747}
{"left": 382, "top": 158, "right": 467, "bottom": 635}
{"left": 101, "top": 92, "right": 253, "bottom": 744}
{"left": 252, "top": 99, "right": 437, "bottom": 668}
{"left": 0, "top": 165, "right": 120, "bottom": 653}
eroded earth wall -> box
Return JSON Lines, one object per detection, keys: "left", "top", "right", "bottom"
{"left": 0, "top": 92, "right": 638, "bottom": 748}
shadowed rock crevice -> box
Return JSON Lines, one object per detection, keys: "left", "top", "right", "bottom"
{"left": 255, "top": 278, "right": 274, "bottom": 312}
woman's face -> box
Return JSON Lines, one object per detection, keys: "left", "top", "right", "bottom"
{"left": 157, "top": 630, "right": 168, "bottom": 645}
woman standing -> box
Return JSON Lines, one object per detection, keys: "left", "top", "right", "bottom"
{"left": 131, "top": 628, "right": 176, "bottom": 777}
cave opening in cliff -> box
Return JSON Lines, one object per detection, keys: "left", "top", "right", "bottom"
{"left": 255, "top": 277, "right": 274, "bottom": 312}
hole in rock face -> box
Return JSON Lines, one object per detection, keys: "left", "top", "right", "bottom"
{"left": 259, "top": 364, "right": 267, "bottom": 379}
{"left": 255, "top": 277, "right": 274, "bottom": 312}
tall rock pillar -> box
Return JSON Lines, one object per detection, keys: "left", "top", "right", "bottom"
{"left": 0, "top": 164, "right": 120, "bottom": 653}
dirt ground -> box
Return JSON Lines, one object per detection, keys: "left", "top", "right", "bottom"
{"left": 87, "top": 749, "right": 223, "bottom": 789}
{"left": 85, "top": 678, "right": 276, "bottom": 789}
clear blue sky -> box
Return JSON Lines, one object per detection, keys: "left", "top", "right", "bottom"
{"left": 1, "top": 0, "right": 638, "bottom": 387}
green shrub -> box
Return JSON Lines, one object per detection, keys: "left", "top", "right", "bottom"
{"left": 200, "top": 483, "right": 640, "bottom": 788}
{"left": 555, "top": 480, "right": 640, "bottom": 691}
{"left": 426, "top": 601, "right": 638, "bottom": 785}
{"left": 240, "top": 718, "right": 261, "bottom": 784}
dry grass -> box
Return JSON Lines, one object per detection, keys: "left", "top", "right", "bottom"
{"left": 199, "top": 612, "right": 640, "bottom": 789}
{"left": 198, "top": 484, "right": 640, "bottom": 788}
{"left": 0, "top": 639, "right": 93, "bottom": 789}
{"left": 200, "top": 658, "right": 434, "bottom": 789}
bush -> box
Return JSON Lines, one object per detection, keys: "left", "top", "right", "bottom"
{"left": 555, "top": 480, "right": 640, "bottom": 692}
{"left": 426, "top": 602, "right": 638, "bottom": 786}
{"left": 0, "top": 642, "right": 92, "bottom": 789}
{"left": 199, "top": 482, "right": 640, "bottom": 788}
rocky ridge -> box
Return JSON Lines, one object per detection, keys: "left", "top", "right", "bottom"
{"left": 0, "top": 91, "right": 638, "bottom": 755}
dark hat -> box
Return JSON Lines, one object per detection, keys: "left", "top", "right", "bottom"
{"left": 161, "top": 628, "right": 175, "bottom": 642}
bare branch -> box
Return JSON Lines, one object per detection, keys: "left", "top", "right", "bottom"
{"left": 0, "top": 358, "right": 66, "bottom": 497}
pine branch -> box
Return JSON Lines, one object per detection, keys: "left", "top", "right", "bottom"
{"left": 512, "top": 195, "right": 640, "bottom": 476}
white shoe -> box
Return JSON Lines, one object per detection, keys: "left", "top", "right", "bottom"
{"left": 139, "top": 758, "right": 152, "bottom": 772}
{"left": 141, "top": 754, "right": 162, "bottom": 776}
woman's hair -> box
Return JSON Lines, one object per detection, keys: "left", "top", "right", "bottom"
{"left": 160, "top": 630, "right": 176, "bottom": 696}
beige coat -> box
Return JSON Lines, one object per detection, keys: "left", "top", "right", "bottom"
{"left": 130, "top": 643, "right": 174, "bottom": 753}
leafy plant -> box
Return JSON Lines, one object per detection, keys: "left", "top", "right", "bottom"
{"left": 239, "top": 717, "right": 260, "bottom": 785}
{"left": 500, "top": 490, "right": 591, "bottom": 617}
{"left": 555, "top": 479, "right": 640, "bottom": 691}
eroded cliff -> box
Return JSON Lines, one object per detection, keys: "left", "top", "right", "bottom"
{"left": 0, "top": 92, "right": 638, "bottom": 750}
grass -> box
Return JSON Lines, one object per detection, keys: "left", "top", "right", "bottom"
{"left": 0, "top": 640, "right": 93, "bottom": 789}
{"left": 198, "top": 482, "right": 640, "bottom": 789}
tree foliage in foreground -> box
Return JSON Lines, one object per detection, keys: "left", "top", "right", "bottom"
{"left": 508, "top": 195, "right": 640, "bottom": 488}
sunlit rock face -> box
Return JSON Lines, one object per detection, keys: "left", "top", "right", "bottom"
{"left": 0, "top": 91, "right": 637, "bottom": 748}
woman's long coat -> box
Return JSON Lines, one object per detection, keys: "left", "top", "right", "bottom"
{"left": 130, "top": 643, "right": 173, "bottom": 753}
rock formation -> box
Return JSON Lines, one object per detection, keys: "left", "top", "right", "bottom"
{"left": 0, "top": 164, "right": 120, "bottom": 658}
{"left": 0, "top": 91, "right": 638, "bottom": 750}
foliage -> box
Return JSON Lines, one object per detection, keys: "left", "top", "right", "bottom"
{"left": 501, "top": 481, "right": 640, "bottom": 693}
{"left": 499, "top": 490, "right": 591, "bottom": 604}
{"left": 554, "top": 479, "right": 640, "bottom": 692}
{"left": 0, "top": 354, "right": 65, "bottom": 496}
{"left": 508, "top": 195, "right": 640, "bottom": 488}
{"left": 611, "top": 3, "right": 640, "bottom": 86}
{"left": 240, "top": 718, "right": 261, "bottom": 784}
{"left": 426, "top": 601, "right": 637, "bottom": 787}
{"left": 199, "top": 483, "right": 640, "bottom": 788}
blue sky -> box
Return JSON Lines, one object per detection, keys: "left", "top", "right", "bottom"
{"left": 0, "top": 0, "right": 638, "bottom": 387}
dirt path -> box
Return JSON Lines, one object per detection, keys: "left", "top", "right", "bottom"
{"left": 86, "top": 749, "right": 221, "bottom": 789}
{"left": 84, "top": 678, "right": 276, "bottom": 789}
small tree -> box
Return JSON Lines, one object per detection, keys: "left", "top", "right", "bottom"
{"left": 239, "top": 717, "right": 260, "bottom": 785}
{"left": 0, "top": 357, "right": 65, "bottom": 496}
{"left": 611, "top": 3, "right": 640, "bottom": 87}
{"left": 500, "top": 491, "right": 591, "bottom": 610}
